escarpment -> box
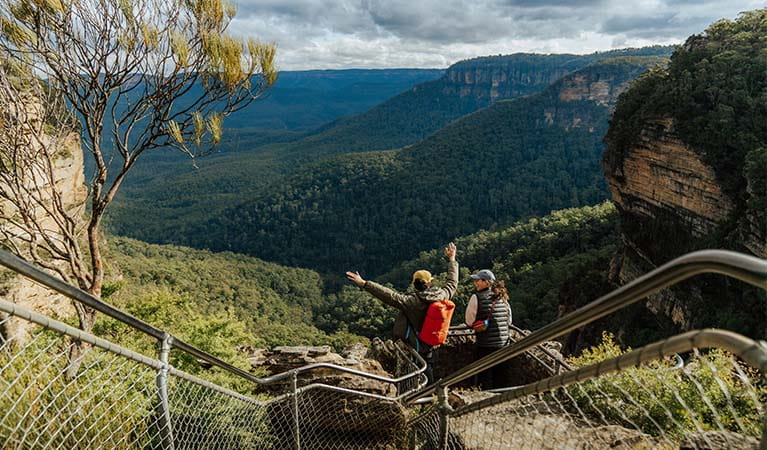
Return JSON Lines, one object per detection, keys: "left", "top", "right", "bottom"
{"left": 594, "top": 12, "right": 767, "bottom": 340}
{"left": 0, "top": 102, "right": 86, "bottom": 340}
{"left": 600, "top": 115, "right": 764, "bottom": 333}
{"left": 603, "top": 118, "right": 734, "bottom": 242}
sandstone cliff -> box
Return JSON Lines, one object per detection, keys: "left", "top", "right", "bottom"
{"left": 440, "top": 50, "right": 670, "bottom": 105}
{"left": 601, "top": 116, "right": 765, "bottom": 333}
{"left": 603, "top": 118, "right": 735, "bottom": 241}
{"left": 443, "top": 62, "right": 573, "bottom": 102}
{"left": 0, "top": 105, "right": 86, "bottom": 339}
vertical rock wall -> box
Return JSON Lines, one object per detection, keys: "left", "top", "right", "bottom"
{"left": 0, "top": 121, "right": 85, "bottom": 340}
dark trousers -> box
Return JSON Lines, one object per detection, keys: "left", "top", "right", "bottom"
{"left": 475, "top": 346, "right": 509, "bottom": 390}
{"left": 422, "top": 350, "right": 434, "bottom": 385}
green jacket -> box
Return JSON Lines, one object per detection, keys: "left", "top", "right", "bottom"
{"left": 364, "top": 260, "right": 458, "bottom": 352}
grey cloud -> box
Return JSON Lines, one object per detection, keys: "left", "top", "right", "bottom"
{"left": 235, "top": 0, "right": 376, "bottom": 36}
{"left": 601, "top": 13, "right": 714, "bottom": 39}
{"left": 228, "top": 0, "right": 760, "bottom": 69}
{"left": 501, "top": 0, "right": 605, "bottom": 6}
{"left": 362, "top": 0, "right": 513, "bottom": 44}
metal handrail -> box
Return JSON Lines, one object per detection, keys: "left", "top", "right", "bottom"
{"left": 452, "top": 328, "right": 767, "bottom": 417}
{"left": 448, "top": 323, "right": 572, "bottom": 375}
{"left": 509, "top": 324, "right": 573, "bottom": 372}
{"left": 405, "top": 249, "right": 767, "bottom": 403}
{"left": 0, "top": 249, "right": 426, "bottom": 388}
{"left": 0, "top": 295, "right": 424, "bottom": 405}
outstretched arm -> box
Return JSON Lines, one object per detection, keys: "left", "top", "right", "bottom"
{"left": 345, "top": 271, "right": 410, "bottom": 310}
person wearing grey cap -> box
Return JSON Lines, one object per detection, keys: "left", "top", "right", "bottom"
{"left": 465, "top": 268, "right": 512, "bottom": 389}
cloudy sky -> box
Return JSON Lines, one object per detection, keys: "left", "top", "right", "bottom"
{"left": 228, "top": 0, "right": 765, "bottom": 70}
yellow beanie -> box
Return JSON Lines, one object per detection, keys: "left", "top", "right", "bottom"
{"left": 412, "top": 270, "right": 433, "bottom": 284}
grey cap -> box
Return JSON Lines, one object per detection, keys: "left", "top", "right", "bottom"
{"left": 470, "top": 269, "right": 496, "bottom": 282}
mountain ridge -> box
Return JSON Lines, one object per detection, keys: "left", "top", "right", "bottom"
{"left": 179, "top": 56, "right": 661, "bottom": 276}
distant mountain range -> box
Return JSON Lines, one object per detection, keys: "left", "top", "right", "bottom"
{"left": 110, "top": 52, "right": 669, "bottom": 275}
{"left": 268, "top": 47, "right": 674, "bottom": 159}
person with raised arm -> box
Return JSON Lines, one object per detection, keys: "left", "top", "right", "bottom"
{"left": 346, "top": 243, "right": 458, "bottom": 383}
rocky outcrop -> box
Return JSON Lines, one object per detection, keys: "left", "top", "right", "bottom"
{"left": 679, "top": 431, "right": 759, "bottom": 450}
{"left": 557, "top": 74, "right": 632, "bottom": 106}
{"left": 0, "top": 101, "right": 85, "bottom": 341}
{"left": 450, "top": 391, "right": 658, "bottom": 449}
{"left": 600, "top": 118, "right": 731, "bottom": 331}
{"left": 444, "top": 64, "right": 572, "bottom": 101}
{"left": 436, "top": 328, "right": 568, "bottom": 388}
{"left": 603, "top": 118, "right": 734, "bottom": 239}
{"left": 601, "top": 114, "right": 765, "bottom": 336}
{"left": 254, "top": 343, "right": 408, "bottom": 449}
{"left": 249, "top": 344, "right": 397, "bottom": 396}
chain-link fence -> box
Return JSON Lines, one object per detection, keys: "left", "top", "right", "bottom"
{"left": 0, "top": 296, "right": 428, "bottom": 449}
{"left": 0, "top": 313, "right": 167, "bottom": 449}
{"left": 412, "top": 330, "right": 767, "bottom": 449}
{"left": 1, "top": 248, "right": 766, "bottom": 448}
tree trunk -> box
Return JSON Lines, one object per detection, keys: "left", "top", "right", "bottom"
{"left": 66, "top": 294, "right": 98, "bottom": 379}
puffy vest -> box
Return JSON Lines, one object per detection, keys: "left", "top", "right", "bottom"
{"left": 475, "top": 288, "right": 510, "bottom": 348}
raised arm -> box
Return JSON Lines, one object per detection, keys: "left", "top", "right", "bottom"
{"left": 441, "top": 242, "right": 459, "bottom": 299}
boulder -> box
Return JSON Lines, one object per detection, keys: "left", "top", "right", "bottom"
{"left": 679, "top": 431, "right": 759, "bottom": 450}
{"left": 249, "top": 344, "right": 396, "bottom": 396}
{"left": 253, "top": 342, "right": 412, "bottom": 449}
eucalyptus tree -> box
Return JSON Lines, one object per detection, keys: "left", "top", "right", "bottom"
{"left": 0, "top": 0, "right": 276, "bottom": 371}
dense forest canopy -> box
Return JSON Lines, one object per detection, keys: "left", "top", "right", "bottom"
{"left": 605, "top": 9, "right": 767, "bottom": 253}
{"left": 101, "top": 203, "right": 620, "bottom": 357}
{"left": 107, "top": 48, "right": 672, "bottom": 252}
{"left": 165, "top": 57, "right": 659, "bottom": 277}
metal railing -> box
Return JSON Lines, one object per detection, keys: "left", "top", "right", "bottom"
{"left": 0, "top": 250, "right": 426, "bottom": 390}
{"left": 406, "top": 249, "right": 767, "bottom": 403}
{"left": 431, "top": 329, "right": 767, "bottom": 449}
{"left": 0, "top": 249, "right": 428, "bottom": 448}
{"left": 2, "top": 247, "right": 766, "bottom": 449}
{"left": 446, "top": 323, "right": 571, "bottom": 383}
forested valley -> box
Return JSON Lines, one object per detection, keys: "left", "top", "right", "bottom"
{"left": 31, "top": 11, "right": 767, "bottom": 357}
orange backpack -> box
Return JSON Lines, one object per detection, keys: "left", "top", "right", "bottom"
{"left": 418, "top": 299, "right": 455, "bottom": 347}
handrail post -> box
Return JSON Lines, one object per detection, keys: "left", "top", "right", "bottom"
{"left": 437, "top": 384, "right": 453, "bottom": 449}
{"left": 156, "top": 333, "right": 175, "bottom": 450}
{"left": 291, "top": 371, "right": 301, "bottom": 450}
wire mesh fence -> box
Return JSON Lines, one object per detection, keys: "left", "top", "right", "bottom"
{"left": 439, "top": 331, "right": 767, "bottom": 449}
{"left": 0, "top": 300, "right": 427, "bottom": 449}
{"left": 0, "top": 315, "right": 166, "bottom": 449}
{"left": 1, "top": 247, "right": 766, "bottom": 449}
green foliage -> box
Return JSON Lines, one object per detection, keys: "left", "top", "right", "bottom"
{"left": 0, "top": 330, "right": 157, "bottom": 448}
{"left": 386, "top": 202, "right": 620, "bottom": 331}
{"left": 174, "top": 59, "right": 655, "bottom": 276}
{"left": 272, "top": 52, "right": 671, "bottom": 160}
{"left": 98, "top": 237, "right": 366, "bottom": 386}
{"left": 569, "top": 333, "right": 767, "bottom": 439}
{"left": 606, "top": 9, "right": 767, "bottom": 248}
{"left": 108, "top": 48, "right": 672, "bottom": 260}
{"left": 315, "top": 286, "right": 397, "bottom": 338}
{"left": 744, "top": 147, "right": 766, "bottom": 233}
{"left": 317, "top": 203, "right": 619, "bottom": 338}
{"left": 93, "top": 288, "right": 259, "bottom": 391}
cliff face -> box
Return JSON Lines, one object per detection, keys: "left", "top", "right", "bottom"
{"left": 604, "top": 118, "right": 734, "bottom": 240}
{"left": 443, "top": 64, "right": 572, "bottom": 102}
{"left": 557, "top": 74, "right": 631, "bottom": 106}
{"left": 0, "top": 115, "right": 85, "bottom": 339}
{"left": 601, "top": 117, "right": 764, "bottom": 332}
{"left": 541, "top": 60, "right": 655, "bottom": 131}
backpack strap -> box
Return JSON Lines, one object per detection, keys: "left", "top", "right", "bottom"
{"left": 404, "top": 323, "right": 420, "bottom": 352}
{"left": 482, "top": 296, "right": 499, "bottom": 321}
